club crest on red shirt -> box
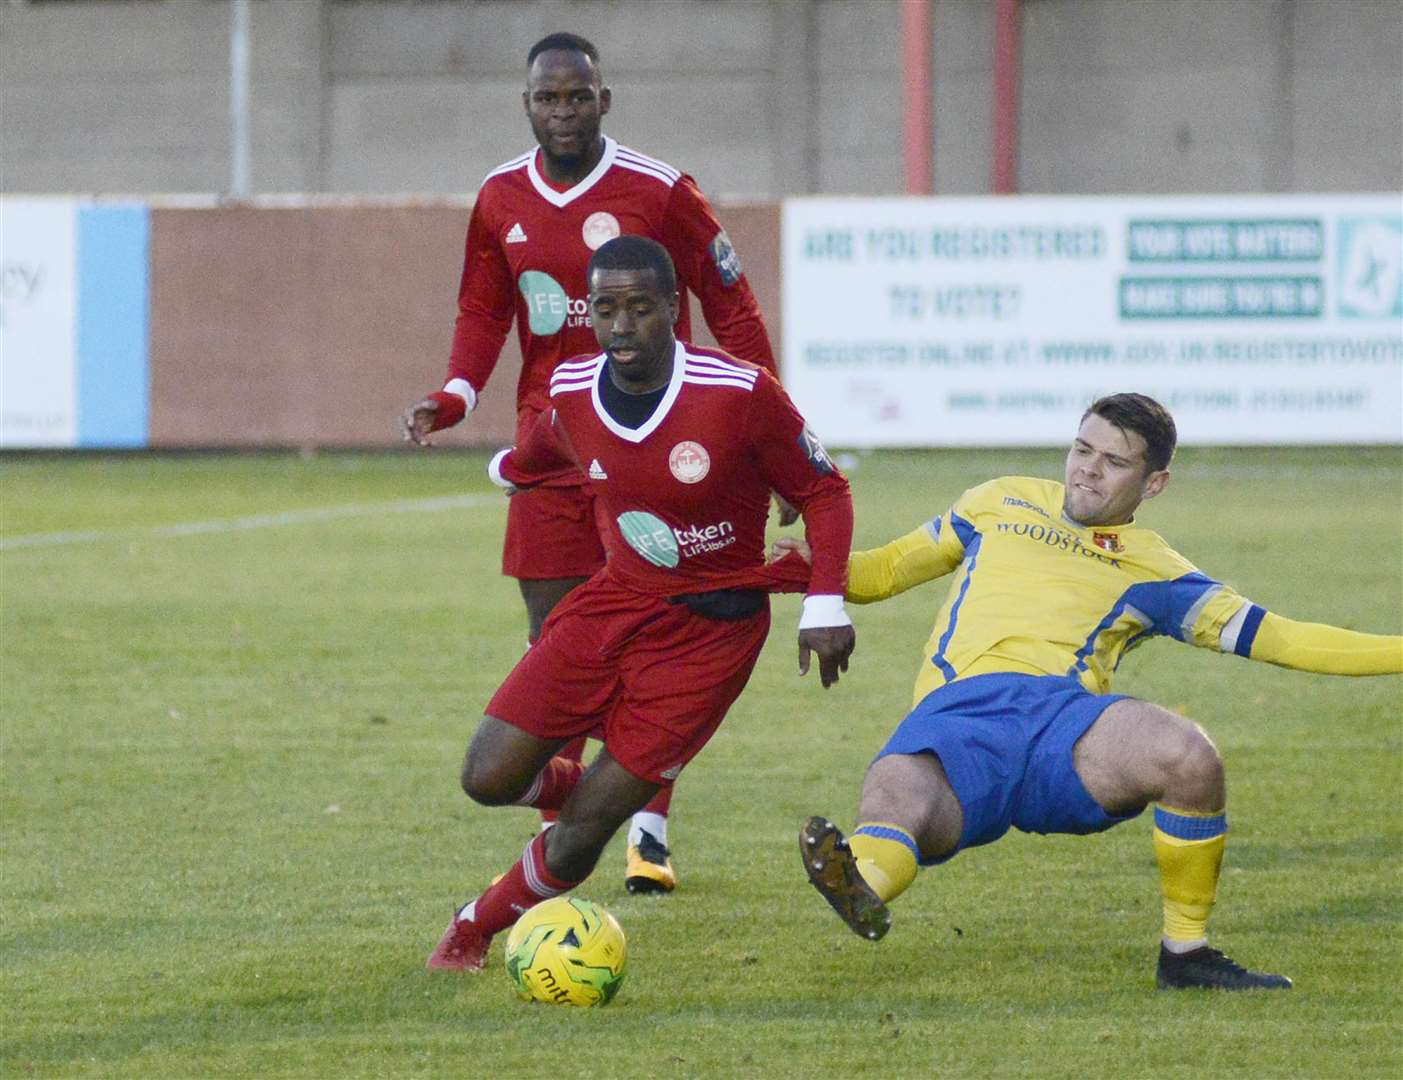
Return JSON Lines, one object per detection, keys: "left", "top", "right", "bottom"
{"left": 582, "top": 211, "right": 621, "bottom": 251}
{"left": 669, "top": 441, "right": 710, "bottom": 484}
{"left": 1092, "top": 531, "right": 1125, "bottom": 554}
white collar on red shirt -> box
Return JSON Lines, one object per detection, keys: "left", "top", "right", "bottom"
{"left": 590, "top": 340, "right": 687, "bottom": 443}
{"left": 526, "top": 135, "right": 620, "bottom": 208}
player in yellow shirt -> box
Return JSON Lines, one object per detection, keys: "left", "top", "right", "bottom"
{"left": 777, "top": 393, "right": 1402, "bottom": 990}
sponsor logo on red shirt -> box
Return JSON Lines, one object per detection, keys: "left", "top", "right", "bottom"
{"left": 709, "top": 229, "right": 743, "bottom": 285}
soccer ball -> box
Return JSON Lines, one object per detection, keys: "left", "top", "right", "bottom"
{"left": 504, "top": 896, "right": 627, "bottom": 1007}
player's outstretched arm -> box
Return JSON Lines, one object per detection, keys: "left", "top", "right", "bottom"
{"left": 846, "top": 525, "right": 961, "bottom": 604}
{"left": 1246, "top": 611, "right": 1403, "bottom": 675}
{"left": 770, "top": 524, "right": 962, "bottom": 606}
{"left": 407, "top": 195, "right": 512, "bottom": 448}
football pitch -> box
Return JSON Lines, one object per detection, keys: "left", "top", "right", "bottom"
{"left": 2, "top": 446, "right": 1400, "bottom": 1079}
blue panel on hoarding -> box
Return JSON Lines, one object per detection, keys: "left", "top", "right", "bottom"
{"left": 77, "top": 205, "right": 149, "bottom": 447}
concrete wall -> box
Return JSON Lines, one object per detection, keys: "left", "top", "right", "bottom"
{"left": 0, "top": 0, "right": 325, "bottom": 194}
{"left": 2, "top": 0, "right": 1399, "bottom": 198}
{"left": 1017, "top": 0, "right": 1403, "bottom": 195}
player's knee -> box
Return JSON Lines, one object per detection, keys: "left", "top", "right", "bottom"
{"left": 459, "top": 749, "right": 523, "bottom": 806}
{"left": 861, "top": 752, "right": 961, "bottom": 857}
{"left": 1162, "top": 722, "right": 1224, "bottom": 796}
{"left": 859, "top": 757, "right": 919, "bottom": 824}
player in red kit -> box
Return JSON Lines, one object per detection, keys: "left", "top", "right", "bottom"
{"left": 425, "top": 236, "right": 856, "bottom": 972}
{"left": 401, "top": 32, "right": 786, "bottom": 893}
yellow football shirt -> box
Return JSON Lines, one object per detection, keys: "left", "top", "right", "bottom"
{"left": 848, "top": 476, "right": 1253, "bottom": 705}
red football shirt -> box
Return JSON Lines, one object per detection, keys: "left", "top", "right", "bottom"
{"left": 495, "top": 343, "right": 852, "bottom": 599}
{"left": 435, "top": 136, "right": 776, "bottom": 452}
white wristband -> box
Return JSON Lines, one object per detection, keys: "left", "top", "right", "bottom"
{"left": 486, "top": 448, "right": 515, "bottom": 491}
{"left": 799, "top": 593, "right": 851, "bottom": 630}
{"left": 443, "top": 377, "right": 479, "bottom": 413}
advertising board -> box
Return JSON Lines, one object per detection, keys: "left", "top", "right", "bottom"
{"left": 782, "top": 195, "right": 1402, "bottom": 445}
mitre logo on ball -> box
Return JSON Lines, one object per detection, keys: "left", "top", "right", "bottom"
{"left": 668, "top": 441, "right": 710, "bottom": 483}
{"left": 582, "top": 211, "right": 621, "bottom": 250}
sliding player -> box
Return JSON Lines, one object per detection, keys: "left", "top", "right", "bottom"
{"left": 780, "top": 393, "right": 1401, "bottom": 989}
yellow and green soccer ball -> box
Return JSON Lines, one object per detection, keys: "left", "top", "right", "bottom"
{"left": 504, "top": 897, "right": 627, "bottom": 1007}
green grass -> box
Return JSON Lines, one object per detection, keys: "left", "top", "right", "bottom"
{"left": 2, "top": 447, "right": 1400, "bottom": 1079}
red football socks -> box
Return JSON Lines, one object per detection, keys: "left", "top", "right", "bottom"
{"left": 469, "top": 832, "right": 579, "bottom": 936}
{"left": 516, "top": 754, "right": 586, "bottom": 813}
{"left": 537, "top": 737, "right": 588, "bottom": 824}
{"left": 640, "top": 783, "right": 673, "bottom": 816}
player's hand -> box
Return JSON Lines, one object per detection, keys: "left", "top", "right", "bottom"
{"left": 400, "top": 398, "right": 440, "bottom": 447}
{"left": 773, "top": 493, "right": 800, "bottom": 527}
{"left": 768, "top": 537, "right": 812, "bottom": 564}
{"left": 799, "top": 625, "right": 856, "bottom": 689}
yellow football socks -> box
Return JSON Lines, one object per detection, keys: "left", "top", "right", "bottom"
{"left": 1152, "top": 805, "right": 1226, "bottom": 946}
{"left": 850, "top": 823, "right": 919, "bottom": 903}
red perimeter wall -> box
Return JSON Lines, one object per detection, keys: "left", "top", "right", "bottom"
{"left": 147, "top": 203, "right": 782, "bottom": 448}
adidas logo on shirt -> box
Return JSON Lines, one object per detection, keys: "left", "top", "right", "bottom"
{"left": 588, "top": 459, "right": 608, "bottom": 480}
{"left": 505, "top": 222, "right": 528, "bottom": 244}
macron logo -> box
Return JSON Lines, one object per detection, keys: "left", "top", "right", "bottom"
{"left": 505, "top": 222, "right": 528, "bottom": 244}
{"left": 588, "top": 459, "right": 608, "bottom": 480}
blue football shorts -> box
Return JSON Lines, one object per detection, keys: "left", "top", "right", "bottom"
{"left": 874, "top": 672, "right": 1142, "bottom": 864}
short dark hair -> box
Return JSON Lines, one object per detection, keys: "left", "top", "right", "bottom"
{"left": 1083, "top": 393, "right": 1177, "bottom": 472}
{"left": 588, "top": 236, "right": 677, "bottom": 296}
{"left": 528, "top": 33, "right": 600, "bottom": 68}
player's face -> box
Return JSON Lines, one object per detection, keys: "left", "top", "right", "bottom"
{"left": 589, "top": 268, "right": 679, "bottom": 392}
{"left": 523, "top": 49, "right": 611, "bottom": 171}
{"left": 1062, "top": 413, "right": 1170, "bottom": 527}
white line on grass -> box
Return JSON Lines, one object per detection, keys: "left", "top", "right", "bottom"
{"left": 0, "top": 493, "right": 503, "bottom": 551}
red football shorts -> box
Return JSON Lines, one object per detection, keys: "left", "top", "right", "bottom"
{"left": 501, "top": 482, "right": 608, "bottom": 580}
{"left": 485, "top": 575, "right": 771, "bottom": 785}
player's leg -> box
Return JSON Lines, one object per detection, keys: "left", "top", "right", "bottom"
{"left": 624, "top": 784, "right": 676, "bottom": 894}
{"left": 429, "top": 714, "right": 579, "bottom": 972}
{"left": 854, "top": 750, "right": 962, "bottom": 890}
{"left": 801, "top": 751, "right": 960, "bottom": 942}
{"left": 610, "top": 475, "right": 678, "bottom": 894}
{"left": 518, "top": 576, "right": 589, "bottom": 645}
{"left": 544, "top": 730, "right": 676, "bottom": 893}
{"left": 544, "top": 746, "right": 663, "bottom": 881}
{"left": 519, "top": 580, "right": 589, "bottom": 834}
{"left": 804, "top": 676, "right": 1039, "bottom": 943}
{"left": 536, "top": 734, "right": 587, "bottom": 832}
{"left": 459, "top": 715, "right": 581, "bottom": 811}
{"left": 428, "top": 581, "right": 613, "bottom": 973}
{"left": 438, "top": 744, "right": 659, "bottom": 972}
{"left": 507, "top": 485, "right": 601, "bottom": 840}
{"left": 611, "top": 591, "right": 771, "bottom": 895}
{"left": 1073, "top": 698, "right": 1290, "bottom": 990}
